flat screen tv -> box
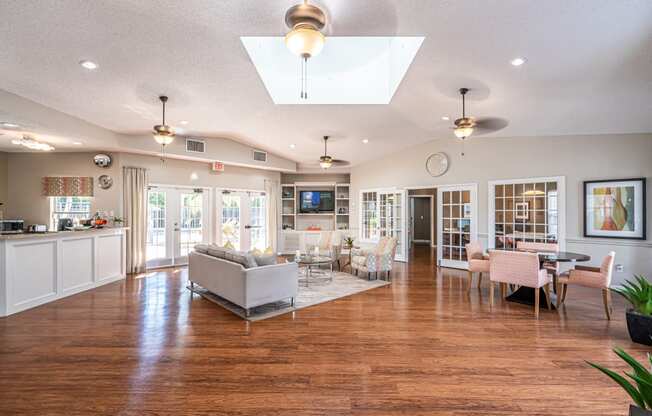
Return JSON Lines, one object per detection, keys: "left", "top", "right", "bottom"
{"left": 299, "top": 191, "right": 334, "bottom": 213}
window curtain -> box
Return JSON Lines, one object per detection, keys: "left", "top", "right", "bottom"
{"left": 123, "top": 167, "right": 149, "bottom": 274}
{"left": 264, "top": 179, "right": 279, "bottom": 252}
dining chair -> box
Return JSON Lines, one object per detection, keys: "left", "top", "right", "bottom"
{"left": 556, "top": 251, "right": 616, "bottom": 320}
{"left": 465, "top": 241, "right": 489, "bottom": 293}
{"left": 489, "top": 250, "right": 553, "bottom": 318}
{"left": 516, "top": 241, "right": 560, "bottom": 282}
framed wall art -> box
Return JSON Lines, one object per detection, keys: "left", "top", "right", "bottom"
{"left": 584, "top": 178, "right": 646, "bottom": 240}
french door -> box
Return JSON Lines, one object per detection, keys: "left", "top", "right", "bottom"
{"left": 437, "top": 184, "right": 478, "bottom": 269}
{"left": 359, "top": 189, "right": 407, "bottom": 261}
{"left": 217, "top": 190, "right": 267, "bottom": 252}
{"left": 146, "top": 187, "right": 211, "bottom": 268}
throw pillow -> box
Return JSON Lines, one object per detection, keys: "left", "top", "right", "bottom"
{"left": 223, "top": 241, "right": 235, "bottom": 250}
{"left": 253, "top": 252, "right": 277, "bottom": 266}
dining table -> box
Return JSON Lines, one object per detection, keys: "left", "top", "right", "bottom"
{"left": 492, "top": 248, "right": 591, "bottom": 309}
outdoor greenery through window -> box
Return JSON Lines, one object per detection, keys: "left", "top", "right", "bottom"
{"left": 50, "top": 196, "right": 92, "bottom": 230}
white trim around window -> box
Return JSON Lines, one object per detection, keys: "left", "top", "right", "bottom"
{"left": 487, "top": 176, "right": 566, "bottom": 251}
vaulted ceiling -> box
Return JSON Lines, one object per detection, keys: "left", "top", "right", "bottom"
{"left": 1, "top": 0, "right": 651, "bottom": 169}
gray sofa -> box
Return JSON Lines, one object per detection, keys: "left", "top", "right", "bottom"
{"left": 188, "top": 247, "right": 298, "bottom": 317}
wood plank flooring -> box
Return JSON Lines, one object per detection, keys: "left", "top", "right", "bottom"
{"left": 0, "top": 246, "right": 647, "bottom": 415}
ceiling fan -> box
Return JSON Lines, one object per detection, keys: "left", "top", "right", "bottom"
{"left": 318, "top": 136, "right": 348, "bottom": 169}
{"left": 452, "top": 88, "right": 508, "bottom": 140}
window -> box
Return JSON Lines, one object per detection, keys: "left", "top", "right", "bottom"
{"left": 361, "top": 191, "right": 378, "bottom": 240}
{"left": 490, "top": 178, "right": 563, "bottom": 249}
{"left": 50, "top": 196, "right": 92, "bottom": 230}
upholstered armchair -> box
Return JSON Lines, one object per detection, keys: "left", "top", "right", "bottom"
{"left": 317, "top": 231, "right": 342, "bottom": 270}
{"left": 489, "top": 250, "right": 553, "bottom": 318}
{"left": 351, "top": 236, "right": 398, "bottom": 280}
{"left": 557, "top": 251, "right": 615, "bottom": 319}
{"left": 465, "top": 241, "right": 489, "bottom": 293}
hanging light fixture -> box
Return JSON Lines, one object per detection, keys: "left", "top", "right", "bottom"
{"left": 152, "top": 95, "right": 175, "bottom": 146}
{"left": 319, "top": 136, "right": 333, "bottom": 169}
{"left": 453, "top": 88, "right": 475, "bottom": 140}
{"left": 285, "top": 0, "right": 327, "bottom": 100}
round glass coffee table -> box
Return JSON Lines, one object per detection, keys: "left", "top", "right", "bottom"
{"left": 296, "top": 255, "right": 334, "bottom": 285}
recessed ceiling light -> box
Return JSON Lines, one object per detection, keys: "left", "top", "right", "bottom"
{"left": 179, "top": 120, "right": 189, "bottom": 125}
{"left": 190, "top": 172, "right": 199, "bottom": 181}
{"left": 289, "top": 144, "right": 296, "bottom": 149}
{"left": 441, "top": 116, "right": 450, "bottom": 121}
{"left": 510, "top": 57, "right": 526, "bottom": 66}
{"left": 362, "top": 139, "right": 369, "bottom": 144}
{"left": 1, "top": 122, "right": 20, "bottom": 128}
{"left": 72, "top": 141, "right": 83, "bottom": 145}
{"left": 79, "top": 60, "right": 99, "bottom": 70}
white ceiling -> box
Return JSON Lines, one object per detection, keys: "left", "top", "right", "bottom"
{"left": 0, "top": 0, "right": 651, "bottom": 169}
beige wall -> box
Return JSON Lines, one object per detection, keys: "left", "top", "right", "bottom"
{"left": 6, "top": 152, "right": 281, "bottom": 226}
{"left": 351, "top": 133, "right": 652, "bottom": 284}
{"left": 7, "top": 152, "right": 122, "bottom": 225}
{"left": 281, "top": 173, "right": 350, "bottom": 183}
{"left": 0, "top": 152, "right": 8, "bottom": 218}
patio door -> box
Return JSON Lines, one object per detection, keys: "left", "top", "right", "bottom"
{"left": 437, "top": 184, "right": 478, "bottom": 269}
{"left": 217, "top": 190, "right": 267, "bottom": 251}
{"left": 146, "top": 187, "right": 211, "bottom": 268}
{"left": 378, "top": 190, "right": 407, "bottom": 261}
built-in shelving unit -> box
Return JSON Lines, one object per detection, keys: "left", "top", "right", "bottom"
{"left": 278, "top": 179, "right": 352, "bottom": 254}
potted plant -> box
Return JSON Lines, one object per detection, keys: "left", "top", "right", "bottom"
{"left": 588, "top": 347, "right": 652, "bottom": 416}
{"left": 612, "top": 275, "right": 652, "bottom": 345}
{"left": 343, "top": 236, "right": 354, "bottom": 249}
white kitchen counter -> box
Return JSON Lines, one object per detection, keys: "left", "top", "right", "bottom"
{"left": 0, "top": 227, "right": 127, "bottom": 317}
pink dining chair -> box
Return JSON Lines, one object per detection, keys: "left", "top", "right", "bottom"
{"left": 489, "top": 250, "right": 553, "bottom": 318}
{"left": 557, "top": 251, "right": 616, "bottom": 320}
{"left": 516, "top": 241, "right": 560, "bottom": 280}
{"left": 465, "top": 242, "right": 489, "bottom": 293}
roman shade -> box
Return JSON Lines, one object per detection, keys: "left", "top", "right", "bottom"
{"left": 42, "top": 177, "right": 94, "bottom": 197}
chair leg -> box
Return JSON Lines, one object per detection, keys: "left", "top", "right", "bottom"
{"left": 534, "top": 288, "right": 540, "bottom": 319}
{"left": 467, "top": 271, "right": 473, "bottom": 293}
{"left": 500, "top": 283, "right": 506, "bottom": 299}
{"left": 544, "top": 283, "right": 551, "bottom": 310}
{"left": 602, "top": 289, "right": 612, "bottom": 320}
{"left": 556, "top": 282, "right": 562, "bottom": 308}
{"left": 489, "top": 282, "right": 494, "bottom": 307}
{"left": 562, "top": 283, "right": 568, "bottom": 303}
{"left": 477, "top": 272, "right": 483, "bottom": 288}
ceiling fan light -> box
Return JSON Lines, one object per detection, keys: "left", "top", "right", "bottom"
{"left": 454, "top": 126, "right": 474, "bottom": 139}
{"left": 153, "top": 132, "right": 174, "bottom": 146}
{"left": 319, "top": 155, "right": 333, "bottom": 169}
{"left": 285, "top": 27, "right": 325, "bottom": 58}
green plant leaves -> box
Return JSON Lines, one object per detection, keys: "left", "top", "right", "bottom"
{"left": 612, "top": 275, "right": 652, "bottom": 315}
{"left": 587, "top": 360, "right": 646, "bottom": 409}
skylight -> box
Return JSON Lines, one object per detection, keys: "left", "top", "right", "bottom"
{"left": 241, "top": 36, "right": 424, "bottom": 105}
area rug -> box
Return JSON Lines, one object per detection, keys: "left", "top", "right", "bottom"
{"left": 187, "top": 272, "right": 390, "bottom": 321}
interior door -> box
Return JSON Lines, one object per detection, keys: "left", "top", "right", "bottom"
{"left": 218, "top": 190, "right": 267, "bottom": 251}
{"left": 437, "top": 184, "right": 477, "bottom": 269}
{"left": 378, "top": 190, "right": 407, "bottom": 262}
{"left": 413, "top": 197, "right": 431, "bottom": 243}
{"left": 146, "top": 187, "right": 210, "bottom": 268}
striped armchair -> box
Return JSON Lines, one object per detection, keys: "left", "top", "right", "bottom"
{"left": 351, "top": 237, "right": 398, "bottom": 280}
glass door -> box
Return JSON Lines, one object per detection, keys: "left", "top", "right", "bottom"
{"left": 146, "top": 187, "right": 210, "bottom": 268}
{"left": 437, "top": 184, "right": 477, "bottom": 269}
{"left": 378, "top": 190, "right": 407, "bottom": 261}
{"left": 217, "top": 190, "right": 267, "bottom": 251}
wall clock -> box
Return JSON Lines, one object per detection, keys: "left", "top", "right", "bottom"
{"left": 426, "top": 152, "right": 449, "bottom": 177}
{"left": 98, "top": 175, "right": 113, "bottom": 190}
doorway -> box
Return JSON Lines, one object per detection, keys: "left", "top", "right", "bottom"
{"left": 216, "top": 189, "right": 267, "bottom": 252}
{"left": 146, "top": 186, "right": 211, "bottom": 269}
{"left": 407, "top": 188, "right": 437, "bottom": 259}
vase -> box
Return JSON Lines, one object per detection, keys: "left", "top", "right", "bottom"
{"left": 626, "top": 309, "right": 652, "bottom": 346}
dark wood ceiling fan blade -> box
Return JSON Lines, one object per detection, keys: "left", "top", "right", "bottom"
{"left": 331, "top": 159, "right": 350, "bottom": 166}
{"left": 473, "top": 117, "right": 509, "bottom": 135}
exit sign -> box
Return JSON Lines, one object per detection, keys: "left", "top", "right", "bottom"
{"left": 211, "top": 161, "right": 224, "bottom": 172}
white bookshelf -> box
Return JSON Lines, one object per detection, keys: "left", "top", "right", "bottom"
{"left": 281, "top": 184, "right": 296, "bottom": 231}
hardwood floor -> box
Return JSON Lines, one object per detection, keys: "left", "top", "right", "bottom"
{"left": 0, "top": 245, "right": 645, "bottom": 415}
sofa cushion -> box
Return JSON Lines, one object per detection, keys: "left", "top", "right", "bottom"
{"left": 207, "top": 246, "right": 228, "bottom": 259}
{"left": 253, "top": 253, "right": 277, "bottom": 266}
{"left": 194, "top": 244, "right": 210, "bottom": 254}
{"left": 227, "top": 251, "right": 258, "bottom": 268}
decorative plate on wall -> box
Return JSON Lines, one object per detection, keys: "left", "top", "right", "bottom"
{"left": 426, "top": 152, "right": 449, "bottom": 177}
{"left": 93, "top": 153, "right": 112, "bottom": 168}
{"left": 98, "top": 175, "right": 113, "bottom": 190}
